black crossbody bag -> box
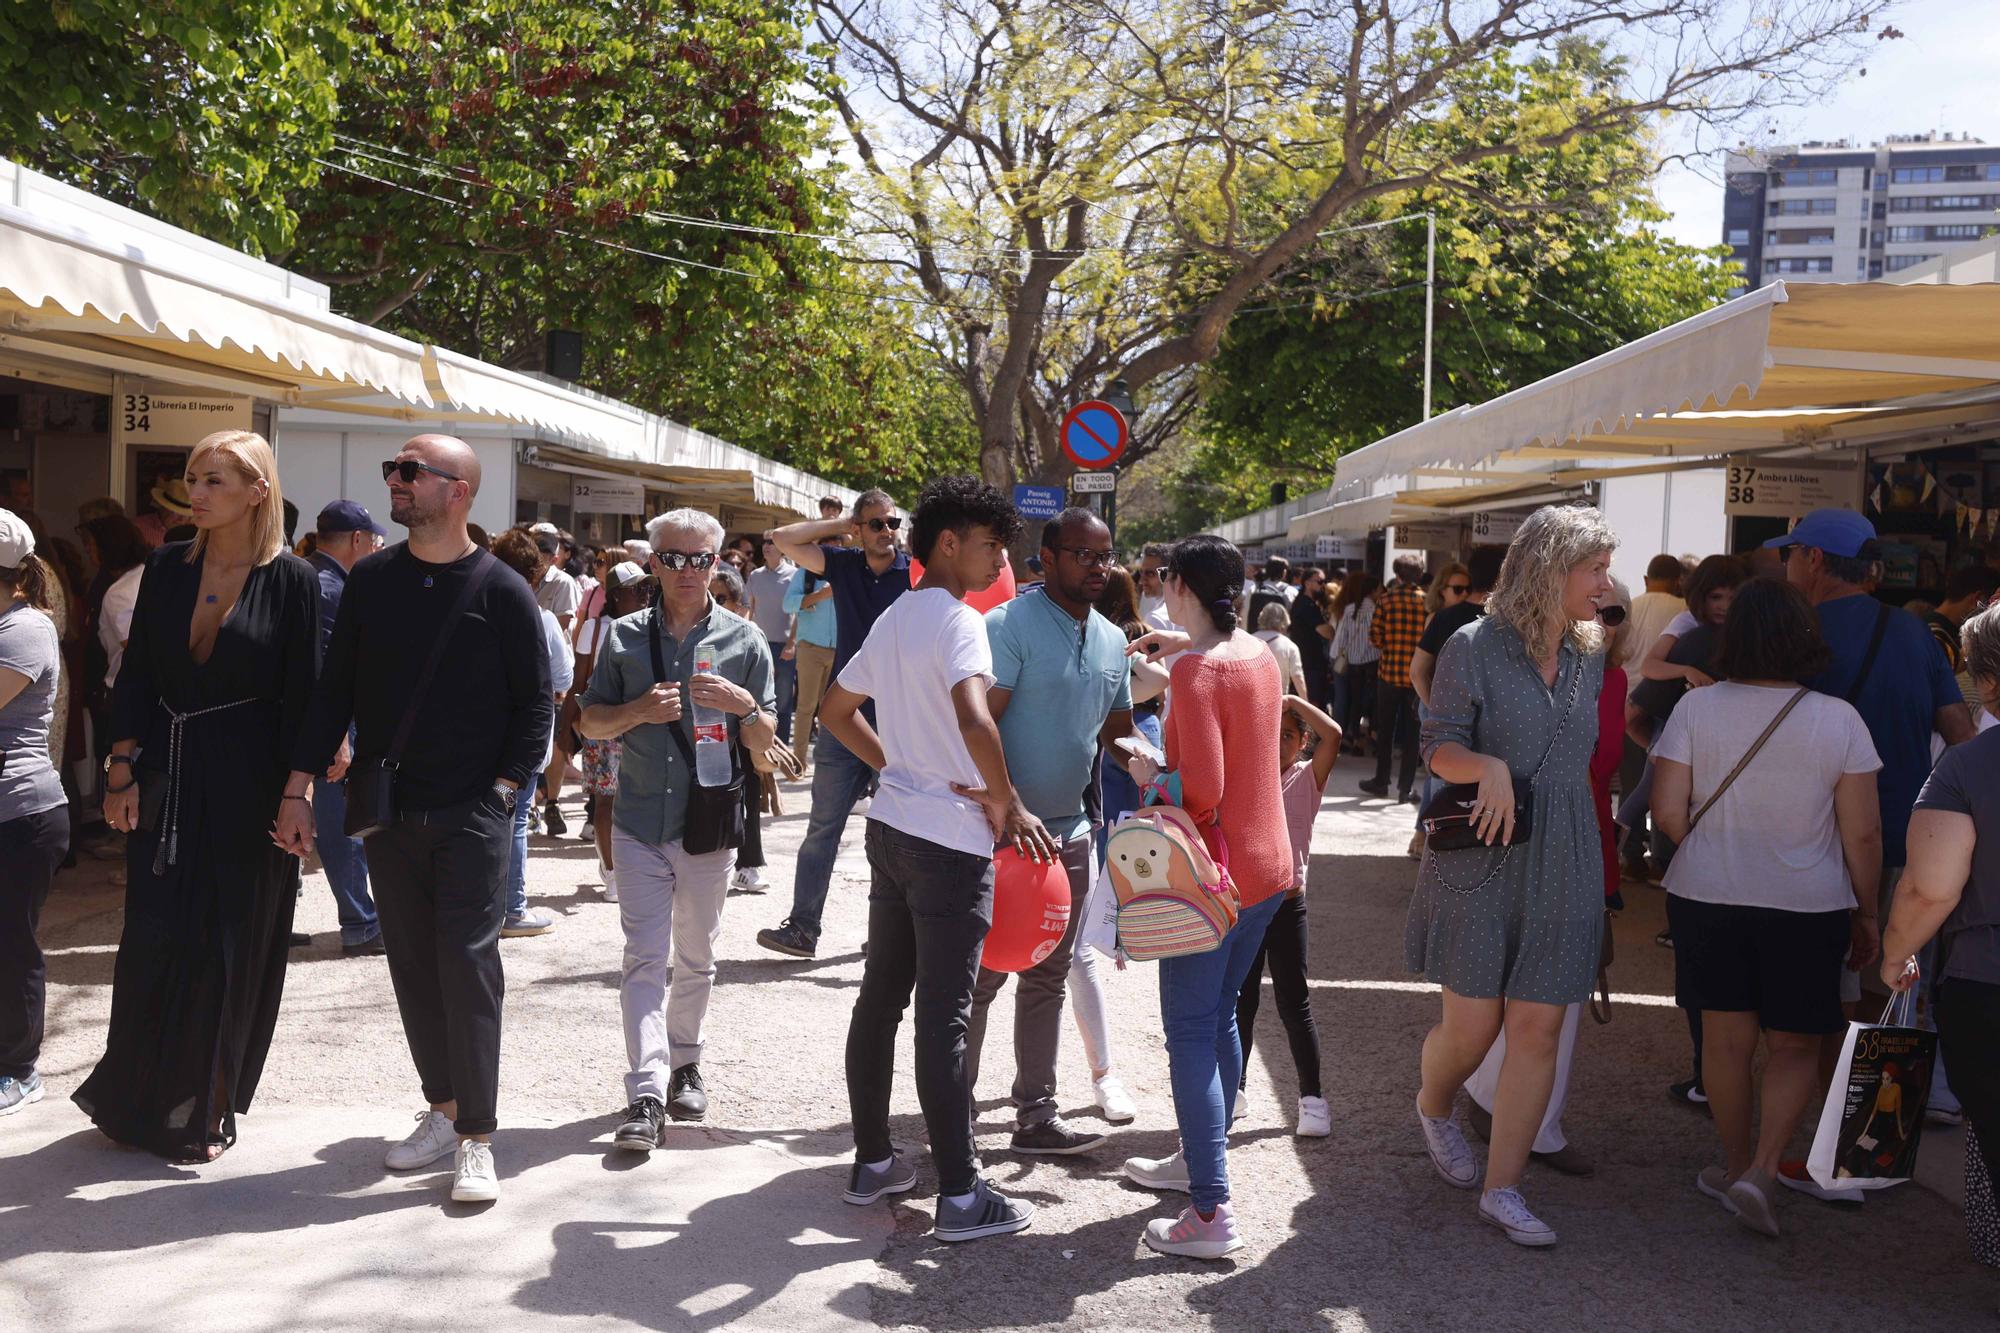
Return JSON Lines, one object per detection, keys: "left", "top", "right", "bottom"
{"left": 648, "top": 610, "right": 745, "bottom": 855}
{"left": 346, "top": 550, "right": 500, "bottom": 838}
{"left": 1421, "top": 654, "right": 1583, "bottom": 857}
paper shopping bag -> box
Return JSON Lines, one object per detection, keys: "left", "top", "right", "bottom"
{"left": 1807, "top": 987, "right": 1937, "bottom": 1192}
{"left": 1076, "top": 859, "right": 1126, "bottom": 967}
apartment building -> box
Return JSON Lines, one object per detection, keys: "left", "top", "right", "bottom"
{"left": 1722, "top": 131, "right": 2000, "bottom": 293}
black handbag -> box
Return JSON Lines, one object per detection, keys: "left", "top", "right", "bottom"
{"left": 649, "top": 610, "right": 745, "bottom": 855}
{"left": 346, "top": 550, "right": 500, "bottom": 838}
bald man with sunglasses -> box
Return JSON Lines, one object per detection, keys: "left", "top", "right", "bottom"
{"left": 756, "top": 488, "right": 911, "bottom": 959}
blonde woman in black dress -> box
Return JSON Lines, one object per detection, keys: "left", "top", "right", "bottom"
{"left": 74, "top": 431, "right": 319, "bottom": 1162}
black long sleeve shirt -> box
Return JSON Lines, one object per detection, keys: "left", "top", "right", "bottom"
{"left": 294, "top": 543, "right": 553, "bottom": 809}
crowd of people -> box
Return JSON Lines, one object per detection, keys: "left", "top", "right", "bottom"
{"left": 0, "top": 432, "right": 1995, "bottom": 1274}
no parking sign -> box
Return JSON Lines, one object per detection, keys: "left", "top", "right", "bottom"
{"left": 1060, "top": 400, "right": 1128, "bottom": 470}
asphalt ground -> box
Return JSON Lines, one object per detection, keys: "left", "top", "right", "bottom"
{"left": 4, "top": 761, "right": 1993, "bottom": 1331}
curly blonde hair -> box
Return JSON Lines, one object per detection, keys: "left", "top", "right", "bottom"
{"left": 1484, "top": 504, "right": 1618, "bottom": 659}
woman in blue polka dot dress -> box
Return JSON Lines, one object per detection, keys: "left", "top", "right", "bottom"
{"left": 1403, "top": 504, "right": 1616, "bottom": 1248}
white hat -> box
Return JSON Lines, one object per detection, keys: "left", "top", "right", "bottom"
{"left": 0, "top": 508, "right": 33, "bottom": 567}
{"left": 529, "top": 521, "right": 561, "bottom": 538}
{"left": 606, "top": 560, "right": 652, "bottom": 590}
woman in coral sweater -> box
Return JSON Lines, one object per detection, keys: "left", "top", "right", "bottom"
{"left": 1119, "top": 533, "right": 1292, "bottom": 1259}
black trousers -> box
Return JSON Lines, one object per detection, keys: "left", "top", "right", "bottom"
{"left": 1235, "top": 893, "right": 1322, "bottom": 1099}
{"left": 364, "top": 793, "right": 511, "bottom": 1135}
{"left": 1372, "top": 680, "right": 1421, "bottom": 795}
{"left": 737, "top": 768, "right": 765, "bottom": 871}
{"left": 846, "top": 820, "right": 993, "bottom": 1195}
{"left": 0, "top": 807, "right": 69, "bottom": 1080}
{"left": 1939, "top": 977, "right": 2000, "bottom": 1248}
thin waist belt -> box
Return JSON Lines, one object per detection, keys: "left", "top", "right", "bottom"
{"left": 153, "top": 696, "right": 260, "bottom": 875}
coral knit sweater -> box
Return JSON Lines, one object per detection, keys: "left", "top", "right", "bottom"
{"left": 1163, "top": 649, "right": 1293, "bottom": 908}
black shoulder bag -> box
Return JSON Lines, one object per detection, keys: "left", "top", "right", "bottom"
{"left": 648, "top": 610, "right": 745, "bottom": 855}
{"left": 345, "top": 550, "right": 500, "bottom": 838}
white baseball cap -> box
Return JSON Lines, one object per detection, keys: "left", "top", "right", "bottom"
{"left": 0, "top": 508, "right": 33, "bottom": 568}
{"left": 606, "top": 560, "right": 652, "bottom": 590}
{"left": 529, "top": 521, "right": 561, "bottom": 538}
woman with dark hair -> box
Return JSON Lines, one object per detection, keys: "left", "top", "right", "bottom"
{"left": 74, "top": 431, "right": 320, "bottom": 1162}
{"left": 1288, "top": 566, "right": 1335, "bottom": 710}
{"left": 1651, "top": 576, "right": 1883, "bottom": 1238}
{"left": 0, "top": 511, "right": 69, "bottom": 1115}
{"left": 1095, "top": 566, "right": 1141, "bottom": 636}
{"left": 1329, "top": 569, "right": 1381, "bottom": 755}
{"left": 79, "top": 513, "right": 151, "bottom": 777}
{"left": 1118, "top": 534, "right": 1292, "bottom": 1258}
{"left": 1637, "top": 553, "right": 1750, "bottom": 690}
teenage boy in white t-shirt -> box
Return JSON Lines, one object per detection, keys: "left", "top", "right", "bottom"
{"left": 820, "top": 474, "right": 1060, "bottom": 1243}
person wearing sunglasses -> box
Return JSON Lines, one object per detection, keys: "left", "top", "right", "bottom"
{"left": 277, "top": 434, "right": 554, "bottom": 1204}
{"left": 755, "top": 488, "right": 911, "bottom": 961}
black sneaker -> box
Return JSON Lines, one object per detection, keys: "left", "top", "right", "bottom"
{"left": 1668, "top": 1078, "right": 1708, "bottom": 1107}
{"left": 667, "top": 1063, "right": 707, "bottom": 1122}
{"left": 933, "top": 1179, "right": 1033, "bottom": 1242}
{"left": 288, "top": 931, "right": 312, "bottom": 948}
{"left": 543, "top": 802, "right": 567, "bottom": 837}
{"left": 614, "top": 1096, "right": 666, "bottom": 1151}
{"left": 1357, "top": 778, "right": 1390, "bottom": 798}
{"left": 1009, "top": 1119, "right": 1107, "bottom": 1156}
{"left": 843, "top": 1150, "right": 919, "bottom": 1205}
{"left": 756, "top": 922, "right": 817, "bottom": 959}
{"left": 341, "top": 934, "right": 388, "bottom": 958}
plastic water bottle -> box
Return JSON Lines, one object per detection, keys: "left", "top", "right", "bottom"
{"left": 690, "top": 648, "right": 733, "bottom": 787}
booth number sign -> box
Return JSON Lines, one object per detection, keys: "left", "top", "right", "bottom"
{"left": 1724, "top": 459, "right": 1855, "bottom": 518}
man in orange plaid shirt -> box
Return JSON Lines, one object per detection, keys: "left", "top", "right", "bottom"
{"left": 1361, "top": 554, "right": 1427, "bottom": 801}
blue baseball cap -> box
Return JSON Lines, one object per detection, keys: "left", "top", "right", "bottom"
{"left": 1763, "top": 508, "right": 1876, "bottom": 559}
{"left": 317, "top": 499, "right": 386, "bottom": 536}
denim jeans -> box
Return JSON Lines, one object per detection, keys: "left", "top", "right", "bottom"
{"left": 784, "top": 728, "right": 877, "bottom": 942}
{"left": 846, "top": 820, "right": 994, "bottom": 1196}
{"left": 313, "top": 774, "right": 379, "bottom": 947}
{"left": 508, "top": 785, "right": 536, "bottom": 920}
{"left": 1158, "top": 892, "right": 1285, "bottom": 1210}
{"left": 0, "top": 807, "right": 69, "bottom": 1080}
{"left": 770, "top": 650, "right": 798, "bottom": 744}
{"left": 1095, "top": 710, "right": 1163, "bottom": 863}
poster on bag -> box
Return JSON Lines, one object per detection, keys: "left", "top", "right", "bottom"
{"left": 1809, "top": 1018, "right": 1936, "bottom": 1190}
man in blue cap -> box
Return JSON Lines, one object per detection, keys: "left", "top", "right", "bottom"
{"left": 310, "top": 499, "right": 388, "bottom": 956}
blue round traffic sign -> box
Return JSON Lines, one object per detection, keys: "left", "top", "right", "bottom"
{"left": 1061, "top": 400, "right": 1128, "bottom": 470}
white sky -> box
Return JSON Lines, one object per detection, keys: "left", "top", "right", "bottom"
{"left": 1653, "top": 0, "right": 2000, "bottom": 247}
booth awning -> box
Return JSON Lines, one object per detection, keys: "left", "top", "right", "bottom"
{"left": 424, "top": 349, "right": 650, "bottom": 456}
{"left": 1333, "top": 281, "right": 2000, "bottom": 499}
{"left": 530, "top": 437, "right": 857, "bottom": 529}
{"left": 0, "top": 204, "right": 436, "bottom": 408}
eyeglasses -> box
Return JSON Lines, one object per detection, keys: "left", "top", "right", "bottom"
{"left": 1053, "top": 545, "right": 1115, "bottom": 569}
{"left": 1597, "top": 604, "right": 1628, "bottom": 628}
{"left": 380, "top": 459, "right": 461, "bottom": 484}
{"left": 651, "top": 549, "right": 717, "bottom": 571}
{"left": 862, "top": 516, "right": 902, "bottom": 532}
{"left": 1444, "top": 582, "right": 1471, "bottom": 595}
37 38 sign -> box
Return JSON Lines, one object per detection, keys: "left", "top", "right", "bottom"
{"left": 1723, "top": 456, "right": 1856, "bottom": 519}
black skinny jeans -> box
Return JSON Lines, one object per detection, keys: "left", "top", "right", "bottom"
{"left": 1235, "top": 893, "right": 1322, "bottom": 1099}
{"left": 364, "top": 793, "right": 511, "bottom": 1136}
{"left": 1372, "top": 680, "right": 1421, "bottom": 795}
{"left": 0, "top": 806, "right": 70, "bottom": 1080}
{"left": 846, "top": 820, "right": 993, "bottom": 1196}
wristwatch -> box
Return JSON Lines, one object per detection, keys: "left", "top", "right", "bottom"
{"left": 104, "top": 753, "right": 134, "bottom": 776}
{"left": 492, "top": 782, "right": 517, "bottom": 812}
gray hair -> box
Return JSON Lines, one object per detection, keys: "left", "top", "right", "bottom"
{"left": 1964, "top": 604, "right": 2000, "bottom": 689}
{"left": 622, "top": 538, "right": 651, "bottom": 563}
{"left": 1257, "top": 601, "right": 1291, "bottom": 632}
{"left": 1485, "top": 503, "right": 1618, "bottom": 657}
{"left": 645, "top": 507, "right": 724, "bottom": 551}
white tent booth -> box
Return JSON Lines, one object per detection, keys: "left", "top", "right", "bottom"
{"left": 1316, "top": 280, "right": 2000, "bottom": 592}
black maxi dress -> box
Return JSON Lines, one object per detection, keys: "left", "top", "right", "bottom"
{"left": 73, "top": 543, "right": 319, "bottom": 1159}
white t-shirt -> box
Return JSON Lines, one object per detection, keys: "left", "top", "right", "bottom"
{"left": 1624, "top": 591, "right": 1688, "bottom": 698}
{"left": 537, "top": 608, "right": 576, "bottom": 769}
{"left": 1662, "top": 609, "right": 1700, "bottom": 639}
{"left": 99, "top": 565, "right": 143, "bottom": 690}
{"left": 837, "top": 587, "right": 995, "bottom": 858}
{"left": 1256, "top": 629, "right": 1306, "bottom": 694}
{"left": 1654, "top": 682, "right": 1883, "bottom": 913}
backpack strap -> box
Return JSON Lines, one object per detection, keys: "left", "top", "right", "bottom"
{"left": 1844, "top": 602, "right": 1892, "bottom": 705}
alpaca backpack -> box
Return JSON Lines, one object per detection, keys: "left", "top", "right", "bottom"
{"left": 1103, "top": 796, "right": 1238, "bottom": 961}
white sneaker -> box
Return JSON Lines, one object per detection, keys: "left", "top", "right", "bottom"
{"left": 1230, "top": 1089, "right": 1249, "bottom": 1123}
{"left": 1417, "top": 1097, "right": 1481, "bottom": 1189}
{"left": 1123, "top": 1149, "right": 1191, "bottom": 1193}
{"left": 600, "top": 862, "right": 619, "bottom": 903}
{"left": 1092, "top": 1073, "right": 1137, "bottom": 1124}
{"left": 731, "top": 866, "right": 768, "bottom": 894}
{"left": 1479, "top": 1186, "right": 1557, "bottom": 1247}
{"left": 1296, "top": 1095, "right": 1332, "bottom": 1138}
{"left": 384, "top": 1109, "right": 457, "bottom": 1171}
{"left": 450, "top": 1139, "right": 499, "bottom": 1203}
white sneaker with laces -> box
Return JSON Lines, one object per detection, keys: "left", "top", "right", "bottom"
{"left": 450, "top": 1139, "right": 499, "bottom": 1203}
{"left": 1092, "top": 1073, "right": 1137, "bottom": 1124}
{"left": 1230, "top": 1088, "right": 1249, "bottom": 1123}
{"left": 1296, "top": 1095, "right": 1332, "bottom": 1138}
{"left": 732, "top": 866, "right": 768, "bottom": 893}
{"left": 1479, "top": 1186, "right": 1557, "bottom": 1247}
{"left": 385, "top": 1109, "right": 457, "bottom": 1171}
{"left": 1123, "top": 1149, "right": 1191, "bottom": 1193}
{"left": 1417, "top": 1097, "right": 1480, "bottom": 1189}
{"left": 600, "top": 862, "right": 619, "bottom": 903}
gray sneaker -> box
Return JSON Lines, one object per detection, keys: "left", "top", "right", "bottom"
{"left": 0, "top": 1071, "right": 44, "bottom": 1116}
{"left": 932, "top": 1179, "right": 1033, "bottom": 1242}
{"left": 502, "top": 910, "right": 557, "bottom": 938}
{"left": 843, "top": 1151, "right": 919, "bottom": 1205}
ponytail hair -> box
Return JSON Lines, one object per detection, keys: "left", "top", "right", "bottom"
{"left": 1167, "top": 533, "right": 1244, "bottom": 633}
{"left": 0, "top": 553, "right": 54, "bottom": 613}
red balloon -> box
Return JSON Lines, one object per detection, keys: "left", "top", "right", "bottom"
{"left": 908, "top": 554, "right": 1017, "bottom": 613}
{"left": 980, "top": 847, "right": 1072, "bottom": 973}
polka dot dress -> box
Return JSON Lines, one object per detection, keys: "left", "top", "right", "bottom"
{"left": 1969, "top": 1124, "right": 2000, "bottom": 1270}
{"left": 1404, "top": 617, "right": 1606, "bottom": 1006}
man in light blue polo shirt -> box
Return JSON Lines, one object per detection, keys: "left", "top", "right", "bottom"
{"left": 967, "top": 508, "right": 1138, "bottom": 1154}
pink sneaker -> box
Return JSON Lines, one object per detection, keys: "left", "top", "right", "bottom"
{"left": 1143, "top": 1202, "right": 1244, "bottom": 1258}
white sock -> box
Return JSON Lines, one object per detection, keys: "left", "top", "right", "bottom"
{"left": 944, "top": 1189, "right": 978, "bottom": 1209}
{"left": 863, "top": 1156, "right": 893, "bottom": 1173}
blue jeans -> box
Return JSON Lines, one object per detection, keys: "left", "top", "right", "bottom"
{"left": 1095, "top": 710, "right": 1163, "bottom": 863}
{"left": 312, "top": 774, "right": 379, "bottom": 947}
{"left": 1158, "top": 892, "right": 1285, "bottom": 1210}
{"left": 508, "top": 784, "right": 536, "bottom": 919}
{"left": 785, "top": 728, "right": 877, "bottom": 941}
{"left": 770, "top": 650, "right": 798, "bottom": 744}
